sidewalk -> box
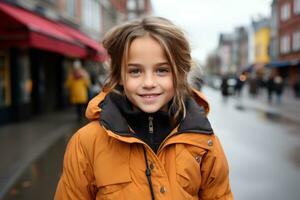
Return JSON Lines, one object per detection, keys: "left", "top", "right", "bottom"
{"left": 0, "top": 109, "right": 81, "bottom": 199}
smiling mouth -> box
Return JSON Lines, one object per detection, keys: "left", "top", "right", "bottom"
{"left": 139, "top": 93, "right": 161, "bottom": 98}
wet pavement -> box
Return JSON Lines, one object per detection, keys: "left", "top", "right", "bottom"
{"left": 0, "top": 109, "right": 82, "bottom": 199}
{"left": 1, "top": 86, "right": 300, "bottom": 200}
{"left": 203, "top": 86, "right": 300, "bottom": 200}
{"left": 2, "top": 138, "right": 68, "bottom": 200}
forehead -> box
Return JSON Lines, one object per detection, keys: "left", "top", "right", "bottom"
{"left": 127, "top": 35, "right": 168, "bottom": 63}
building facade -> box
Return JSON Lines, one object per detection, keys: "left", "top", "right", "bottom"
{"left": 270, "top": 0, "right": 279, "bottom": 61}
{"left": 253, "top": 17, "right": 271, "bottom": 67}
{"left": 233, "top": 26, "right": 249, "bottom": 74}
{"left": 217, "top": 33, "right": 234, "bottom": 75}
{"left": 277, "top": 0, "right": 300, "bottom": 86}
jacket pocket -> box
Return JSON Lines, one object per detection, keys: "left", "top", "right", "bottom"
{"left": 96, "top": 174, "right": 132, "bottom": 199}
{"left": 176, "top": 148, "right": 202, "bottom": 196}
{"left": 94, "top": 148, "right": 132, "bottom": 199}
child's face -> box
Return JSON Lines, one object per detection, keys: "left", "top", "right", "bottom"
{"left": 122, "top": 35, "right": 175, "bottom": 113}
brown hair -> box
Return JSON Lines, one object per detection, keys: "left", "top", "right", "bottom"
{"left": 102, "top": 16, "right": 192, "bottom": 121}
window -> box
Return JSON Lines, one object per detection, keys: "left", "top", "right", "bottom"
{"left": 18, "top": 51, "right": 32, "bottom": 104}
{"left": 293, "top": 30, "right": 300, "bottom": 51}
{"left": 127, "top": 0, "right": 136, "bottom": 10}
{"left": 294, "top": 0, "right": 300, "bottom": 14}
{"left": 280, "top": 35, "right": 290, "bottom": 54}
{"left": 138, "top": 0, "right": 145, "bottom": 11}
{"left": 66, "top": 0, "right": 76, "bottom": 17}
{"left": 281, "top": 3, "right": 290, "bottom": 21}
{"left": 82, "top": 0, "right": 101, "bottom": 32}
{"left": 0, "top": 51, "right": 11, "bottom": 107}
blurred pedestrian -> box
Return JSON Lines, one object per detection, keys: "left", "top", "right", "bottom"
{"left": 248, "top": 74, "right": 258, "bottom": 98}
{"left": 55, "top": 17, "right": 233, "bottom": 200}
{"left": 65, "top": 60, "right": 90, "bottom": 122}
{"left": 293, "top": 78, "right": 300, "bottom": 98}
{"left": 235, "top": 74, "right": 246, "bottom": 97}
{"left": 221, "top": 75, "right": 229, "bottom": 101}
{"left": 266, "top": 75, "right": 275, "bottom": 103}
{"left": 274, "top": 75, "right": 284, "bottom": 104}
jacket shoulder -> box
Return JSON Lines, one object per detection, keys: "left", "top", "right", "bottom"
{"left": 74, "top": 121, "right": 109, "bottom": 156}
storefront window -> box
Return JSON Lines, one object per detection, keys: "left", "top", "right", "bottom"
{"left": 0, "top": 51, "right": 11, "bottom": 107}
{"left": 19, "top": 51, "right": 32, "bottom": 104}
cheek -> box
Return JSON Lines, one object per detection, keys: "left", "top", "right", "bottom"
{"left": 124, "top": 78, "right": 138, "bottom": 93}
{"left": 163, "top": 76, "right": 175, "bottom": 92}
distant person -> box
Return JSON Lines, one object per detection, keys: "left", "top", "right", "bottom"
{"left": 248, "top": 74, "right": 258, "bottom": 98}
{"left": 235, "top": 74, "right": 246, "bottom": 97}
{"left": 221, "top": 75, "right": 229, "bottom": 101}
{"left": 293, "top": 78, "right": 300, "bottom": 98}
{"left": 266, "top": 75, "right": 275, "bottom": 103}
{"left": 274, "top": 75, "right": 284, "bottom": 104}
{"left": 55, "top": 16, "right": 233, "bottom": 200}
{"left": 65, "top": 60, "right": 90, "bottom": 122}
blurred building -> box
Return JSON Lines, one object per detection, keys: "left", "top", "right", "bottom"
{"left": 211, "top": 28, "right": 249, "bottom": 76}
{"left": 0, "top": 0, "right": 152, "bottom": 125}
{"left": 205, "top": 50, "right": 221, "bottom": 75}
{"left": 277, "top": 0, "right": 300, "bottom": 86}
{"left": 252, "top": 17, "right": 271, "bottom": 75}
{"left": 217, "top": 33, "right": 234, "bottom": 75}
{"left": 270, "top": 0, "right": 279, "bottom": 62}
{"left": 233, "top": 26, "right": 249, "bottom": 74}
{"left": 206, "top": 0, "right": 300, "bottom": 94}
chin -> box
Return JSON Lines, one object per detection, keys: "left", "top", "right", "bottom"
{"left": 139, "top": 106, "right": 161, "bottom": 113}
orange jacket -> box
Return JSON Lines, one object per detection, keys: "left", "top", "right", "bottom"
{"left": 55, "top": 90, "right": 233, "bottom": 200}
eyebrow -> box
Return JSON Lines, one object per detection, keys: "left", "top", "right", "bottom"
{"left": 127, "top": 62, "right": 170, "bottom": 67}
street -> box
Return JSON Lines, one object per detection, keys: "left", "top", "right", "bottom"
{"left": 203, "top": 86, "right": 300, "bottom": 200}
{"left": 3, "top": 86, "right": 300, "bottom": 200}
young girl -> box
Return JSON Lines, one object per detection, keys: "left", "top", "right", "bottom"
{"left": 55, "top": 16, "right": 233, "bottom": 200}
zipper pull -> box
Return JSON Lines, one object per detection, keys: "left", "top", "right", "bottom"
{"left": 148, "top": 116, "right": 153, "bottom": 134}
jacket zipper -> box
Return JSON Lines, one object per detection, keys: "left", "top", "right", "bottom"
{"left": 148, "top": 116, "right": 154, "bottom": 148}
{"left": 148, "top": 116, "right": 154, "bottom": 134}
{"left": 146, "top": 116, "right": 155, "bottom": 199}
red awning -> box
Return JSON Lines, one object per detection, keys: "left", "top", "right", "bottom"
{"left": 56, "top": 23, "right": 107, "bottom": 61}
{"left": 0, "top": 2, "right": 107, "bottom": 60}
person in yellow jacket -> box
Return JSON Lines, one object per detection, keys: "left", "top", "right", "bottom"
{"left": 55, "top": 17, "right": 233, "bottom": 199}
{"left": 65, "top": 60, "right": 90, "bottom": 121}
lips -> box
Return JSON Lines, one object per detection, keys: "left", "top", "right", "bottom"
{"left": 139, "top": 93, "right": 161, "bottom": 98}
{"left": 138, "top": 93, "right": 161, "bottom": 104}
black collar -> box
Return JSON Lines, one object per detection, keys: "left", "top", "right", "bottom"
{"left": 99, "top": 92, "right": 213, "bottom": 136}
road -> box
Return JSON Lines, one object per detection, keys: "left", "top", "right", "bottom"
{"left": 203, "top": 86, "right": 300, "bottom": 200}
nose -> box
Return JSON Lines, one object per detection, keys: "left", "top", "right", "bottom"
{"left": 143, "top": 73, "right": 156, "bottom": 89}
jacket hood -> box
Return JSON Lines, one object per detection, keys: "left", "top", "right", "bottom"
{"left": 85, "top": 88, "right": 210, "bottom": 121}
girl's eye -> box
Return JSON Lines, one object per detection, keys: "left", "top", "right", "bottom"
{"left": 156, "top": 67, "right": 170, "bottom": 76}
{"left": 128, "top": 68, "right": 141, "bottom": 77}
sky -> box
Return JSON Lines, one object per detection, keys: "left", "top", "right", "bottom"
{"left": 151, "top": 0, "right": 272, "bottom": 64}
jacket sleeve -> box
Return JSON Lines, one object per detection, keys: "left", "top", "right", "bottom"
{"left": 199, "top": 135, "right": 234, "bottom": 200}
{"left": 54, "top": 132, "right": 97, "bottom": 200}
